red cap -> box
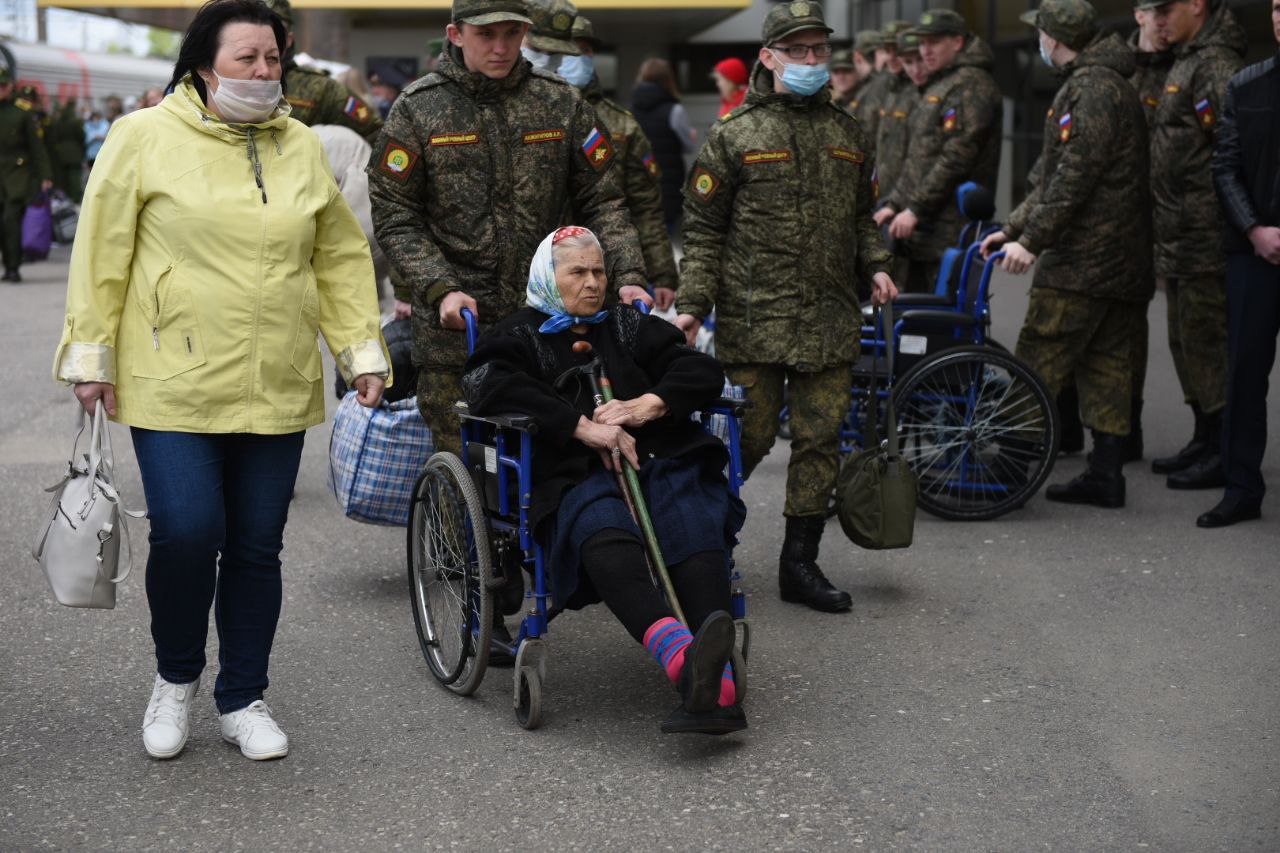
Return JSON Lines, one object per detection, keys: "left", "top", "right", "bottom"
{"left": 712, "top": 57, "right": 749, "bottom": 87}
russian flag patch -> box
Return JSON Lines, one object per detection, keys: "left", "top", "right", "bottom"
{"left": 1194, "top": 98, "right": 1215, "bottom": 127}
{"left": 942, "top": 107, "right": 958, "bottom": 132}
{"left": 581, "top": 126, "right": 614, "bottom": 170}
{"left": 642, "top": 152, "right": 659, "bottom": 178}
{"left": 344, "top": 95, "right": 371, "bottom": 123}
{"left": 1058, "top": 112, "right": 1072, "bottom": 142}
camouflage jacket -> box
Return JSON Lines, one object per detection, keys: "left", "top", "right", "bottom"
{"left": 677, "top": 64, "right": 892, "bottom": 369}
{"left": 851, "top": 69, "right": 893, "bottom": 148}
{"left": 581, "top": 76, "right": 678, "bottom": 291}
{"left": 886, "top": 36, "right": 1003, "bottom": 260}
{"left": 368, "top": 46, "right": 645, "bottom": 370}
{"left": 1149, "top": 2, "right": 1247, "bottom": 278}
{"left": 1005, "top": 34, "right": 1153, "bottom": 303}
{"left": 872, "top": 72, "right": 917, "bottom": 204}
{"left": 1128, "top": 30, "right": 1174, "bottom": 132}
{"left": 284, "top": 61, "right": 383, "bottom": 142}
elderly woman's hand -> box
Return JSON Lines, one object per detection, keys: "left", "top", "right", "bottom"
{"left": 593, "top": 393, "right": 668, "bottom": 428}
{"left": 354, "top": 374, "right": 385, "bottom": 408}
{"left": 573, "top": 416, "right": 640, "bottom": 472}
{"left": 74, "top": 382, "right": 117, "bottom": 416}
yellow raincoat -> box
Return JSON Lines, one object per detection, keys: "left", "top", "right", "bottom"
{"left": 54, "top": 79, "right": 389, "bottom": 434}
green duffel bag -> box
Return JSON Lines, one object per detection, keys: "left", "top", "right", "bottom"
{"left": 836, "top": 301, "right": 917, "bottom": 549}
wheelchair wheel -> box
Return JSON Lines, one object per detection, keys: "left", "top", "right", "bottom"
{"left": 891, "top": 345, "right": 1058, "bottom": 521}
{"left": 407, "top": 451, "right": 494, "bottom": 695}
{"left": 515, "top": 665, "right": 543, "bottom": 730}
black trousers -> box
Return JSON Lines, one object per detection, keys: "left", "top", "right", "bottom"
{"left": 1223, "top": 253, "right": 1280, "bottom": 503}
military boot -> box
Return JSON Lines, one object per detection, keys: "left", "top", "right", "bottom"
{"left": 1151, "top": 404, "right": 1207, "bottom": 474}
{"left": 1056, "top": 385, "right": 1084, "bottom": 455}
{"left": 1122, "top": 398, "right": 1144, "bottom": 464}
{"left": 1167, "top": 410, "right": 1226, "bottom": 490}
{"left": 778, "top": 516, "right": 852, "bottom": 613}
{"left": 1045, "top": 431, "right": 1126, "bottom": 508}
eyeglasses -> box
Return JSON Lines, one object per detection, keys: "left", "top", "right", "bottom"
{"left": 770, "top": 43, "right": 834, "bottom": 60}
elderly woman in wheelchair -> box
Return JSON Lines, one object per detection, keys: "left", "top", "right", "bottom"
{"left": 458, "top": 226, "right": 747, "bottom": 735}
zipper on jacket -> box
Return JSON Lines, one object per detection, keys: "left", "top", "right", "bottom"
{"left": 151, "top": 262, "right": 174, "bottom": 350}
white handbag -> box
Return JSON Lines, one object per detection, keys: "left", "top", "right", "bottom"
{"left": 31, "top": 400, "right": 144, "bottom": 609}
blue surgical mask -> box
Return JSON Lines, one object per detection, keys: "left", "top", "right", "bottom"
{"left": 770, "top": 52, "right": 830, "bottom": 97}
{"left": 1038, "top": 37, "right": 1055, "bottom": 68}
{"left": 521, "top": 46, "right": 554, "bottom": 71}
{"left": 558, "top": 54, "right": 595, "bottom": 88}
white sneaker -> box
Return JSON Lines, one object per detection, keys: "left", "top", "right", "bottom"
{"left": 220, "top": 700, "right": 289, "bottom": 760}
{"left": 142, "top": 674, "right": 200, "bottom": 759}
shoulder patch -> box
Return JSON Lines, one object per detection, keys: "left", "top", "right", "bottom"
{"left": 942, "top": 107, "right": 958, "bottom": 132}
{"left": 378, "top": 140, "right": 419, "bottom": 181}
{"left": 1194, "top": 98, "right": 1215, "bottom": 127}
{"left": 581, "top": 126, "right": 614, "bottom": 170}
{"left": 690, "top": 168, "right": 720, "bottom": 202}
{"left": 1058, "top": 112, "right": 1073, "bottom": 142}
{"left": 642, "top": 152, "right": 660, "bottom": 178}
{"left": 343, "top": 96, "right": 373, "bottom": 124}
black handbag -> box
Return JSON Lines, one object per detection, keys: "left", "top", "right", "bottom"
{"left": 836, "top": 300, "right": 918, "bottom": 549}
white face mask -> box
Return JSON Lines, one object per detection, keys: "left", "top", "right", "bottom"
{"left": 207, "top": 70, "right": 282, "bottom": 123}
{"left": 521, "top": 46, "right": 556, "bottom": 71}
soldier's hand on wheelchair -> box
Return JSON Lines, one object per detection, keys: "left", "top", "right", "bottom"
{"left": 572, "top": 416, "right": 640, "bottom": 472}
{"left": 871, "top": 272, "right": 899, "bottom": 306}
{"left": 593, "top": 393, "right": 668, "bottom": 428}
{"left": 979, "top": 229, "right": 1008, "bottom": 259}
{"left": 999, "top": 241, "right": 1037, "bottom": 275}
{"left": 888, "top": 208, "right": 919, "bottom": 240}
{"left": 872, "top": 205, "right": 896, "bottom": 228}
{"left": 439, "top": 291, "right": 478, "bottom": 330}
{"left": 675, "top": 313, "right": 702, "bottom": 346}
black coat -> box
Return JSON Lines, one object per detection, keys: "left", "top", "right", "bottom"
{"left": 461, "top": 305, "right": 726, "bottom": 526}
{"left": 631, "top": 81, "right": 686, "bottom": 226}
{"left": 1213, "top": 51, "right": 1280, "bottom": 256}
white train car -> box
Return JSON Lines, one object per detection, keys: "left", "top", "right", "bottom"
{"left": 1, "top": 40, "right": 173, "bottom": 111}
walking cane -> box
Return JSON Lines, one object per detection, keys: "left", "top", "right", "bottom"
{"left": 571, "top": 341, "right": 688, "bottom": 626}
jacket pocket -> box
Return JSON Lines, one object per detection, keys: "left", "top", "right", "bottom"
{"left": 290, "top": 276, "right": 323, "bottom": 383}
{"left": 130, "top": 265, "right": 207, "bottom": 381}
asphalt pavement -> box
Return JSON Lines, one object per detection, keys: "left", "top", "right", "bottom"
{"left": 2, "top": 247, "right": 1277, "bottom": 851}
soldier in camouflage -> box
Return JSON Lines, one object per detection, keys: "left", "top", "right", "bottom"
{"left": 1140, "top": 0, "right": 1247, "bottom": 490}
{"left": 0, "top": 68, "right": 52, "bottom": 282}
{"left": 874, "top": 9, "right": 1003, "bottom": 295}
{"left": 263, "top": 0, "right": 383, "bottom": 141}
{"left": 873, "top": 28, "right": 923, "bottom": 206}
{"left": 840, "top": 31, "right": 879, "bottom": 114}
{"left": 570, "top": 14, "right": 679, "bottom": 306}
{"left": 850, "top": 22, "right": 910, "bottom": 148}
{"left": 368, "top": 0, "right": 647, "bottom": 459}
{"left": 828, "top": 49, "right": 858, "bottom": 109}
{"left": 1130, "top": 3, "right": 1174, "bottom": 130}
{"left": 980, "top": 0, "right": 1152, "bottom": 509}
{"left": 676, "top": 1, "right": 897, "bottom": 614}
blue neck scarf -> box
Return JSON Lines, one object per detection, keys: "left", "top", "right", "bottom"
{"left": 527, "top": 228, "right": 610, "bottom": 334}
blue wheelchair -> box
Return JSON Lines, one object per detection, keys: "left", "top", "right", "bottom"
{"left": 406, "top": 308, "right": 751, "bottom": 729}
{"left": 842, "top": 183, "right": 1060, "bottom": 520}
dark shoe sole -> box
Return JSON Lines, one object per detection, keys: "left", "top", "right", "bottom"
{"left": 1167, "top": 474, "right": 1227, "bottom": 491}
{"left": 1196, "top": 507, "right": 1262, "bottom": 528}
{"left": 779, "top": 587, "right": 853, "bottom": 612}
{"left": 661, "top": 704, "right": 748, "bottom": 735}
{"left": 683, "top": 612, "right": 736, "bottom": 714}
{"left": 1044, "top": 489, "right": 1125, "bottom": 508}
{"left": 1152, "top": 453, "right": 1203, "bottom": 475}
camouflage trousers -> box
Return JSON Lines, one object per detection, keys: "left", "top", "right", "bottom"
{"left": 725, "top": 363, "right": 852, "bottom": 518}
{"left": 1015, "top": 289, "right": 1142, "bottom": 436}
{"left": 1164, "top": 276, "right": 1228, "bottom": 415}
{"left": 418, "top": 368, "right": 464, "bottom": 457}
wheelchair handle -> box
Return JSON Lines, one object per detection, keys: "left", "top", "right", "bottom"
{"left": 460, "top": 306, "right": 478, "bottom": 356}
{"left": 634, "top": 298, "right": 651, "bottom": 316}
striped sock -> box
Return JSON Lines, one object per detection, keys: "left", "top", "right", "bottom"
{"left": 643, "top": 617, "right": 691, "bottom": 681}
{"left": 643, "top": 617, "right": 738, "bottom": 707}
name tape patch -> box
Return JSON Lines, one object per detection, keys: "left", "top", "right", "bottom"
{"left": 430, "top": 132, "right": 479, "bottom": 146}
{"left": 523, "top": 129, "right": 565, "bottom": 144}
{"left": 829, "top": 146, "right": 864, "bottom": 164}
{"left": 743, "top": 150, "right": 792, "bottom": 165}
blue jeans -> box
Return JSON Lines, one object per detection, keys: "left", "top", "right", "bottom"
{"left": 131, "top": 429, "right": 305, "bottom": 714}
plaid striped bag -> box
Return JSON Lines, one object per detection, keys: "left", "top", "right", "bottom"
{"left": 327, "top": 392, "right": 435, "bottom": 526}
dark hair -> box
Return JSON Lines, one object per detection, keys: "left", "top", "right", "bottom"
{"left": 637, "top": 58, "right": 680, "bottom": 101}
{"left": 167, "top": 0, "right": 288, "bottom": 101}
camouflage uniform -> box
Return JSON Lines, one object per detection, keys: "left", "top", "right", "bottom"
{"left": 0, "top": 75, "right": 52, "bottom": 278}
{"left": 1005, "top": 30, "right": 1152, "bottom": 437}
{"left": 873, "top": 58, "right": 918, "bottom": 204}
{"left": 579, "top": 77, "right": 677, "bottom": 292}
{"left": 1146, "top": 1, "right": 1246, "bottom": 416}
{"left": 828, "top": 49, "right": 857, "bottom": 110}
{"left": 368, "top": 43, "right": 646, "bottom": 454}
{"left": 678, "top": 53, "right": 892, "bottom": 517}
{"left": 1129, "top": 29, "right": 1174, "bottom": 132}
{"left": 885, "top": 15, "right": 1002, "bottom": 294}
{"left": 851, "top": 69, "right": 893, "bottom": 147}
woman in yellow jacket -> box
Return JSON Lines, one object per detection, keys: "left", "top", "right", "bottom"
{"left": 53, "top": 0, "right": 390, "bottom": 762}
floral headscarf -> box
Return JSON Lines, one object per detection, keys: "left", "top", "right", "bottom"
{"left": 527, "top": 227, "right": 610, "bottom": 335}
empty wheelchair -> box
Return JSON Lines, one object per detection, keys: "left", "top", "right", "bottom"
{"left": 841, "top": 184, "right": 1060, "bottom": 520}
{"left": 406, "top": 308, "right": 751, "bottom": 729}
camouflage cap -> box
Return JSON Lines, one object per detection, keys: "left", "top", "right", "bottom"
{"left": 763, "top": 1, "right": 834, "bottom": 46}
{"left": 880, "top": 19, "right": 914, "bottom": 46}
{"left": 452, "top": 0, "right": 533, "bottom": 27}
{"left": 1131, "top": 0, "right": 1172, "bottom": 9}
{"left": 830, "top": 48, "right": 855, "bottom": 70}
{"left": 897, "top": 28, "right": 922, "bottom": 55}
{"left": 1019, "top": 0, "right": 1098, "bottom": 50}
{"left": 571, "top": 14, "right": 603, "bottom": 48}
{"left": 853, "top": 29, "right": 881, "bottom": 54}
{"left": 914, "top": 8, "right": 968, "bottom": 36}
{"left": 263, "top": 0, "right": 292, "bottom": 28}
{"left": 525, "top": 0, "right": 581, "bottom": 55}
